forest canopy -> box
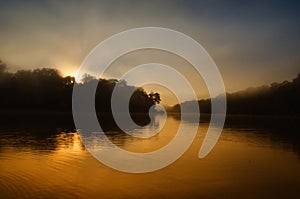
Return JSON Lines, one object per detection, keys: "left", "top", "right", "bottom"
{"left": 171, "top": 72, "right": 300, "bottom": 115}
{"left": 0, "top": 60, "right": 160, "bottom": 113}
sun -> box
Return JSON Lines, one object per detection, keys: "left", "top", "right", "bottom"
{"left": 70, "top": 71, "right": 84, "bottom": 82}
{"left": 62, "top": 69, "right": 83, "bottom": 82}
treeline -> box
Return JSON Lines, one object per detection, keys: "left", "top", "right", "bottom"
{"left": 0, "top": 60, "right": 160, "bottom": 113}
{"left": 172, "top": 73, "right": 300, "bottom": 115}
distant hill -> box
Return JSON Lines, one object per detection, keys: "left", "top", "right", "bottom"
{"left": 171, "top": 73, "right": 300, "bottom": 115}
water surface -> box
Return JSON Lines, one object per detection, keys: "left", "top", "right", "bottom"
{"left": 0, "top": 114, "right": 300, "bottom": 199}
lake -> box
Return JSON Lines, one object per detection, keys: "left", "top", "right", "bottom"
{"left": 0, "top": 114, "right": 300, "bottom": 199}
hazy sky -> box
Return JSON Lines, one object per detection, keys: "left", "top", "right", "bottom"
{"left": 0, "top": 0, "right": 299, "bottom": 104}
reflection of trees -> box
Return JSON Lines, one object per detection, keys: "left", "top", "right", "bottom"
{"left": 97, "top": 113, "right": 152, "bottom": 132}
{"left": 149, "top": 92, "right": 161, "bottom": 104}
{"left": 225, "top": 115, "right": 300, "bottom": 158}
{"left": 0, "top": 130, "right": 85, "bottom": 154}
{"left": 170, "top": 113, "right": 300, "bottom": 157}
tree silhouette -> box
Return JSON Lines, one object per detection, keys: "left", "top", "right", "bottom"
{"left": 0, "top": 61, "right": 160, "bottom": 115}
{"left": 171, "top": 72, "right": 300, "bottom": 115}
{"left": 149, "top": 92, "right": 161, "bottom": 104}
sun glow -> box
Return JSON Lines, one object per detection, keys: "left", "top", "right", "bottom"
{"left": 68, "top": 71, "right": 80, "bottom": 81}
{"left": 62, "top": 68, "right": 83, "bottom": 82}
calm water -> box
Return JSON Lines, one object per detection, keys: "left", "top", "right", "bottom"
{"left": 1, "top": 114, "right": 300, "bottom": 199}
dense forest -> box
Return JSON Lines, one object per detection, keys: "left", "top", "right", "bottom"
{"left": 1, "top": 58, "right": 299, "bottom": 116}
{"left": 172, "top": 73, "right": 300, "bottom": 115}
{"left": 0, "top": 60, "right": 160, "bottom": 113}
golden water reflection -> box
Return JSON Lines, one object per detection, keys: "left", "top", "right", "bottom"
{"left": 0, "top": 116, "right": 300, "bottom": 199}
